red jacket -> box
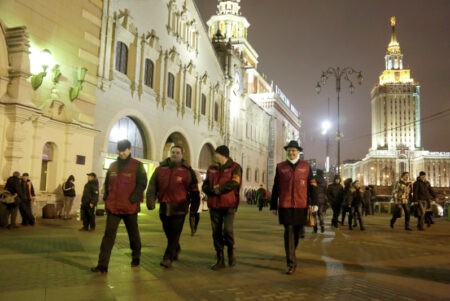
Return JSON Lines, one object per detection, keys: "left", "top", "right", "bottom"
{"left": 203, "top": 159, "right": 242, "bottom": 209}
{"left": 274, "top": 160, "right": 311, "bottom": 209}
{"left": 105, "top": 158, "right": 143, "bottom": 214}
{"left": 155, "top": 163, "right": 196, "bottom": 203}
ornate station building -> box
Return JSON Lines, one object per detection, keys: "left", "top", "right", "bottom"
{"left": 0, "top": 0, "right": 301, "bottom": 210}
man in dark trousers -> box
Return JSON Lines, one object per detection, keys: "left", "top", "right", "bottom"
{"left": 327, "top": 175, "right": 343, "bottom": 228}
{"left": 270, "top": 140, "right": 317, "bottom": 275}
{"left": 202, "top": 145, "right": 242, "bottom": 270}
{"left": 19, "top": 173, "right": 36, "bottom": 226}
{"left": 4, "top": 171, "right": 22, "bottom": 229}
{"left": 91, "top": 139, "right": 147, "bottom": 273}
{"left": 256, "top": 184, "right": 267, "bottom": 211}
{"left": 146, "top": 145, "right": 200, "bottom": 269}
{"left": 412, "top": 171, "right": 436, "bottom": 231}
{"left": 79, "top": 172, "right": 99, "bottom": 231}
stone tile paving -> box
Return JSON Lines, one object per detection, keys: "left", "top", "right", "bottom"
{"left": 0, "top": 205, "right": 449, "bottom": 300}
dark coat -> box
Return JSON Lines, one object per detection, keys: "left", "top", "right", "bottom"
{"left": 81, "top": 179, "right": 99, "bottom": 206}
{"left": 412, "top": 177, "right": 435, "bottom": 201}
{"left": 327, "top": 182, "right": 344, "bottom": 208}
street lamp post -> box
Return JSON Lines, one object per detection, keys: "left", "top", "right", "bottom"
{"left": 316, "top": 67, "right": 363, "bottom": 175}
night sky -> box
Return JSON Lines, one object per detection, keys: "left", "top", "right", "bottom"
{"left": 194, "top": 0, "right": 450, "bottom": 167}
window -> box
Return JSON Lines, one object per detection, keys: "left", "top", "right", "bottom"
{"left": 108, "top": 117, "right": 146, "bottom": 159}
{"left": 167, "top": 72, "right": 175, "bottom": 98}
{"left": 115, "top": 42, "right": 128, "bottom": 74}
{"left": 246, "top": 167, "right": 251, "bottom": 181}
{"left": 214, "top": 102, "right": 219, "bottom": 122}
{"left": 144, "top": 59, "right": 154, "bottom": 88}
{"left": 185, "top": 84, "right": 192, "bottom": 108}
{"left": 201, "top": 94, "right": 207, "bottom": 115}
{"left": 254, "top": 169, "right": 259, "bottom": 182}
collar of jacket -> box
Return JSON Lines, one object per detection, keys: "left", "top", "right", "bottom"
{"left": 212, "top": 158, "right": 234, "bottom": 170}
{"left": 160, "top": 157, "right": 190, "bottom": 169}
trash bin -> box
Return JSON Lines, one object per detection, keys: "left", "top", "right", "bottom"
{"left": 42, "top": 204, "right": 56, "bottom": 219}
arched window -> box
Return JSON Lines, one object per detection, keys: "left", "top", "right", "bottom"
{"left": 115, "top": 42, "right": 128, "bottom": 74}
{"left": 246, "top": 167, "right": 251, "bottom": 181}
{"left": 201, "top": 93, "right": 207, "bottom": 115}
{"left": 254, "top": 169, "right": 259, "bottom": 182}
{"left": 185, "top": 84, "right": 192, "bottom": 108}
{"left": 167, "top": 72, "right": 175, "bottom": 98}
{"left": 108, "top": 117, "right": 146, "bottom": 159}
{"left": 144, "top": 59, "right": 154, "bottom": 88}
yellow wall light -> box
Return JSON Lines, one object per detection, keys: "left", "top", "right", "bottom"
{"left": 30, "top": 49, "right": 53, "bottom": 90}
{"left": 69, "top": 66, "right": 88, "bottom": 101}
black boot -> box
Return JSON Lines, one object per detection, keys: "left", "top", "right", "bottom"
{"left": 313, "top": 225, "right": 318, "bottom": 233}
{"left": 227, "top": 248, "right": 236, "bottom": 267}
{"left": 405, "top": 222, "right": 412, "bottom": 231}
{"left": 211, "top": 250, "right": 225, "bottom": 270}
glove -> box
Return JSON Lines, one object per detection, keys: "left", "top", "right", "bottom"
{"left": 312, "top": 205, "right": 319, "bottom": 213}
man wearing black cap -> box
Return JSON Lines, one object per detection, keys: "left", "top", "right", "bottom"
{"left": 202, "top": 145, "right": 242, "bottom": 270}
{"left": 270, "top": 140, "right": 316, "bottom": 275}
{"left": 91, "top": 139, "right": 147, "bottom": 273}
{"left": 79, "top": 172, "right": 99, "bottom": 231}
{"left": 412, "top": 171, "right": 436, "bottom": 230}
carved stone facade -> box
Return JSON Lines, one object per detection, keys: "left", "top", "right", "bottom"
{"left": 0, "top": 0, "right": 102, "bottom": 208}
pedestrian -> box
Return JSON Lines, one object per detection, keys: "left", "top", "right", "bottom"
{"left": 62, "top": 175, "right": 76, "bottom": 220}
{"left": 146, "top": 145, "right": 200, "bottom": 268}
{"left": 256, "top": 184, "right": 267, "bottom": 211}
{"left": 79, "top": 173, "right": 99, "bottom": 231}
{"left": 390, "top": 172, "right": 412, "bottom": 231}
{"left": 340, "top": 178, "right": 353, "bottom": 226}
{"left": 19, "top": 173, "right": 36, "bottom": 226}
{"left": 202, "top": 145, "right": 242, "bottom": 270}
{"left": 349, "top": 180, "right": 365, "bottom": 231}
{"left": 91, "top": 139, "right": 147, "bottom": 273}
{"left": 312, "top": 169, "right": 328, "bottom": 233}
{"left": 327, "top": 175, "right": 343, "bottom": 228}
{"left": 269, "top": 140, "right": 317, "bottom": 275}
{"left": 4, "top": 171, "right": 22, "bottom": 229}
{"left": 363, "top": 186, "right": 372, "bottom": 216}
{"left": 412, "top": 171, "right": 436, "bottom": 231}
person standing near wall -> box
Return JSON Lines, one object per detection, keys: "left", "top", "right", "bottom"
{"left": 62, "top": 175, "right": 76, "bottom": 220}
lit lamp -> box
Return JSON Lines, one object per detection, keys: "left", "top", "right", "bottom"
{"left": 30, "top": 49, "right": 53, "bottom": 90}
{"left": 69, "top": 66, "right": 88, "bottom": 101}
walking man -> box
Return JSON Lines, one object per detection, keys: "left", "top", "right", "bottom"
{"left": 4, "top": 171, "right": 22, "bottom": 229}
{"left": 327, "top": 175, "right": 343, "bottom": 228}
{"left": 412, "top": 171, "right": 436, "bottom": 231}
{"left": 91, "top": 139, "right": 147, "bottom": 273}
{"left": 202, "top": 145, "right": 242, "bottom": 270}
{"left": 146, "top": 145, "right": 200, "bottom": 268}
{"left": 270, "top": 140, "right": 317, "bottom": 275}
{"left": 390, "top": 172, "right": 412, "bottom": 231}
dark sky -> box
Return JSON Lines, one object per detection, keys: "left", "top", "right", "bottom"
{"left": 194, "top": 0, "right": 450, "bottom": 167}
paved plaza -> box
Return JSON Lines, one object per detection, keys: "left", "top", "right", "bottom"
{"left": 0, "top": 204, "right": 449, "bottom": 301}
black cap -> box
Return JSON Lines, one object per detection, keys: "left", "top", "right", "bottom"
{"left": 419, "top": 171, "right": 426, "bottom": 176}
{"left": 22, "top": 173, "right": 29, "bottom": 177}
{"left": 215, "top": 145, "right": 230, "bottom": 158}
{"left": 117, "top": 139, "right": 131, "bottom": 151}
{"left": 87, "top": 172, "right": 97, "bottom": 178}
{"left": 284, "top": 140, "right": 303, "bottom": 151}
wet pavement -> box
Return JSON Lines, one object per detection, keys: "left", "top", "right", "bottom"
{"left": 0, "top": 204, "right": 449, "bottom": 301}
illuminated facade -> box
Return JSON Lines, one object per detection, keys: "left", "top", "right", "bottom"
{"left": 343, "top": 17, "right": 450, "bottom": 188}
{"left": 207, "top": 0, "right": 301, "bottom": 191}
{"left": 0, "top": 1, "right": 102, "bottom": 205}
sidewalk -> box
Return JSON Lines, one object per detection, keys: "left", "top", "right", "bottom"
{"left": 0, "top": 204, "right": 449, "bottom": 301}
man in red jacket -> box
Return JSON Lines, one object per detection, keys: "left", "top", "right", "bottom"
{"left": 146, "top": 145, "right": 200, "bottom": 269}
{"left": 202, "top": 145, "right": 242, "bottom": 270}
{"left": 91, "top": 139, "right": 147, "bottom": 273}
{"left": 270, "top": 140, "right": 316, "bottom": 275}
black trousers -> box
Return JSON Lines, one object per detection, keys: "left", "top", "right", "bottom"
{"left": 80, "top": 204, "right": 96, "bottom": 230}
{"left": 331, "top": 204, "right": 340, "bottom": 227}
{"left": 283, "top": 224, "right": 303, "bottom": 268}
{"left": 349, "top": 204, "right": 364, "bottom": 229}
{"left": 160, "top": 214, "right": 186, "bottom": 260}
{"left": 19, "top": 200, "right": 35, "bottom": 225}
{"left": 391, "top": 203, "right": 410, "bottom": 226}
{"left": 97, "top": 213, "right": 141, "bottom": 268}
{"left": 209, "top": 208, "right": 235, "bottom": 252}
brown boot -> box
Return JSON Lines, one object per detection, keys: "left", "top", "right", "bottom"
{"left": 211, "top": 251, "right": 225, "bottom": 270}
